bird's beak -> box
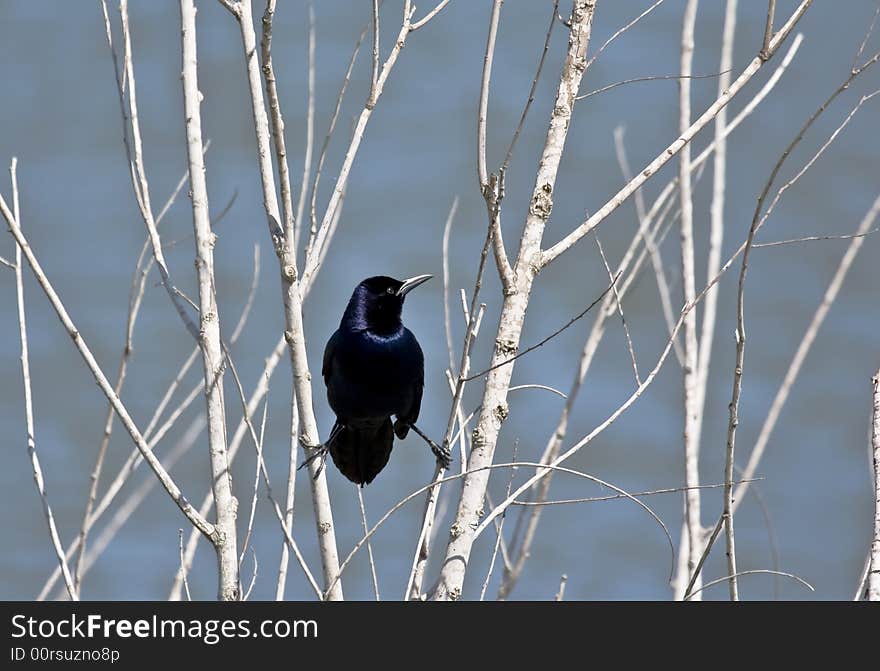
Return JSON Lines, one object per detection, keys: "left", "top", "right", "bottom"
{"left": 397, "top": 274, "right": 432, "bottom": 297}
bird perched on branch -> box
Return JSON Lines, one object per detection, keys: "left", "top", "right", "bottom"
{"left": 314, "top": 274, "right": 451, "bottom": 485}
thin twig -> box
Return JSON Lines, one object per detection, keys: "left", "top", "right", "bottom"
{"left": 540, "top": 2, "right": 814, "bottom": 268}
{"left": 405, "top": 205, "right": 500, "bottom": 599}
{"left": 583, "top": 0, "right": 668, "bottom": 72}
{"left": 511, "top": 478, "right": 762, "bottom": 506}
{"left": 1, "top": 193, "right": 218, "bottom": 543}
{"left": 73, "top": 149, "right": 198, "bottom": 596}
{"left": 222, "top": 342, "right": 322, "bottom": 599}
{"left": 686, "top": 569, "right": 814, "bottom": 600}
{"left": 261, "top": 0, "right": 296, "bottom": 243}
{"left": 441, "top": 197, "right": 459, "bottom": 371}
{"left": 239, "top": 395, "right": 269, "bottom": 566}
{"left": 682, "top": 513, "right": 725, "bottom": 599}
{"left": 731, "top": 90, "right": 880, "bottom": 514}
{"left": 334, "top": 460, "right": 675, "bottom": 598}
{"left": 501, "top": 0, "right": 558, "bottom": 173}
{"left": 707, "top": 0, "right": 739, "bottom": 603}
{"left": 555, "top": 575, "right": 568, "bottom": 601}
{"left": 303, "top": 4, "right": 417, "bottom": 285}
{"left": 752, "top": 228, "right": 878, "bottom": 248}
{"left": 178, "top": 529, "right": 192, "bottom": 601}
{"left": 577, "top": 70, "right": 729, "bottom": 101}
{"left": 224, "top": 0, "right": 343, "bottom": 599}
{"left": 464, "top": 274, "right": 619, "bottom": 382}
{"left": 307, "top": 21, "right": 368, "bottom": 251}
{"left": 169, "top": 336, "right": 287, "bottom": 601}
{"left": 480, "top": 446, "right": 518, "bottom": 600}
{"left": 243, "top": 549, "right": 259, "bottom": 601}
{"left": 612, "top": 126, "right": 682, "bottom": 365}
{"left": 410, "top": 0, "right": 451, "bottom": 31}
{"left": 477, "top": 0, "right": 500, "bottom": 192}
{"left": 595, "top": 235, "right": 640, "bottom": 385}
{"left": 9, "top": 158, "right": 79, "bottom": 601}
{"left": 112, "top": 0, "right": 201, "bottom": 341}
{"left": 761, "top": 0, "right": 776, "bottom": 58}
{"left": 867, "top": 369, "right": 880, "bottom": 600}
{"left": 38, "top": 245, "right": 257, "bottom": 599}
{"left": 294, "top": 1, "right": 316, "bottom": 240}
{"left": 275, "top": 387, "right": 299, "bottom": 601}
{"left": 357, "top": 487, "right": 381, "bottom": 601}
{"left": 370, "top": 0, "right": 379, "bottom": 102}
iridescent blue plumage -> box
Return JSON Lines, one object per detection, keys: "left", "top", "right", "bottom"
{"left": 321, "top": 274, "right": 446, "bottom": 485}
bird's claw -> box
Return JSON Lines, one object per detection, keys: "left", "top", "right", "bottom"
{"left": 431, "top": 442, "right": 452, "bottom": 470}
{"left": 297, "top": 441, "right": 329, "bottom": 481}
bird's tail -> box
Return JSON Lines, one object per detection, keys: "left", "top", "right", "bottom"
{"left": 327, "top": 418, "right": 394, "bottom": 486}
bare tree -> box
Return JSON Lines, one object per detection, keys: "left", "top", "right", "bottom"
{"left": 4, "top": 0, "right": 879, "bottom": 602}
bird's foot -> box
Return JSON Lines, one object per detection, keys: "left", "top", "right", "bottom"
{"left": 409, "top": 423, "right": 452, "bottom": 470}
{"left": 431, "top": 441, "right": 453, "bottom": 470}
{"left": 297, "top": 438, "right": 329, "bottom": 480}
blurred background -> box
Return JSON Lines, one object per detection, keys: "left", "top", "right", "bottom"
{"left": 1, "top": 0, "right": 878, "bottom": 601}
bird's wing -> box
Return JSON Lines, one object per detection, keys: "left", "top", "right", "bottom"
{"left": 397, "top": 329, "right": 424, "bottom": 427}
{"left": 322, "top": 330, "right": 341, "bottom": 382}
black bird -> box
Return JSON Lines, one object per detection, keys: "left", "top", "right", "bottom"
{"left": 319, "top": 274, "right": 450, "bottom": 485}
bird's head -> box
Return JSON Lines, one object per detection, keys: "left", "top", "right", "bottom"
{"left": 342, "top": 274, "right": 432, "bottom": 334}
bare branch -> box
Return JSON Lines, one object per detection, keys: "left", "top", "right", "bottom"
{"left": 1, "top": 192, "right": 217, "bottom": 543}
{"left": 480, "top": 447, "right": 518, "bottom": 601}
{"left": 540, "top": 0, "right": 814, "bottom": 269}
{"left": 170, "top": 336, "right": 288, "bottom": 601}
{"left": 260, "top": 0, "right": 296, "bottom": 242}
{"left": 477, "top": 0, "right": 503, "bottom": 190}
{"left": 577, "top": 70, "right": 729, "bottom": 101}
{"left": 870, "top": 369, "right": 880, "bottom": 600}
{"left": 222, "top": 0, "right": 344, "bottom": 599}
{"left": 595, "top": 236, "right": 639, "bottom": 385}
{"left": 612, "top": 126, "right": 682, "bottom": 365}
{"left": 217, "top": 0, "right": 241, "bottom": 18}
{"left": 512, "top": 479, "right": 761, "bottom": 507}
{"left": 370, "top": 0, "right": 380, "bottom": 103}
{"left": 73, "top": 149, "right": 199, "bottom": 596}
{"left": 732, "top": 90, "right": 880, "bottom": 514}
{"left": 584, "top": 0, "right": 667, "bottom": 72}
{"left": 501, "top": 0, "right": 558, "bottom": 173}
{"left": 9, "top": 158, "right": 79, "bottom": 601}
{"left": 761, "top": 0, "right": 776, "bottom": 58}
{"left": 178, "top": 529, "right": 192, "bottom": 601}
{"left": 753, "top": 228, "right": 878, "bottom": 248}
{"left": 410, "top": 0, "right": 451, "bottom": 31}
{"left": 294, "top": 1, "right": 316, "bottom": 241}
{"left": 674, "top": 0, "right": 704, "bottom": 601}
{"left": 686, "top": 569, "right": 814, "bottom": 600}
{"left": 441, "top": 196, "right": 459, "bottom": 372}
{"left": 179, "top": 0, "right": 239, "bottom": 600}
{"left": 303, "top": 5, "right": 417, "bottom": 285}
{"left": 463, "top": 274, "right": 618, "bottom": 382}
{"left": 337, "top": 461, "right": 675, "bottom": 597}
{"left": 357, "top": 487, "right": 381, "bottom": 601}
{"left": 555, "top": 575, "right": 568, "bottom": 601}
{"left": 307, "top": 21, "right": 368, "bottom": 249}
{"left": 109, "top": 0, "right": 201, "bottom": 341}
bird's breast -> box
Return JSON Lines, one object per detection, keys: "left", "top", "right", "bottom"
{"left": 326, "top": 328, "right": 423, "bottom": 419}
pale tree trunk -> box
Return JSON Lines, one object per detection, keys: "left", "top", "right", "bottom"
{"left": 179, "top": 0, "right": 239, "bottom": 601}
{"left": 673, "top": 0, "right": 705, "bottom": 602}
{"left": 868, "top": 370, "right": 880, "bottom": 600}
{"left": 432, "top": 0, "right": 597, "bottom": 601}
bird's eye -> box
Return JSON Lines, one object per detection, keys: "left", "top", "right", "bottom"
{"left": 386, "top": 287, "right": 395, "bottom": 295}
